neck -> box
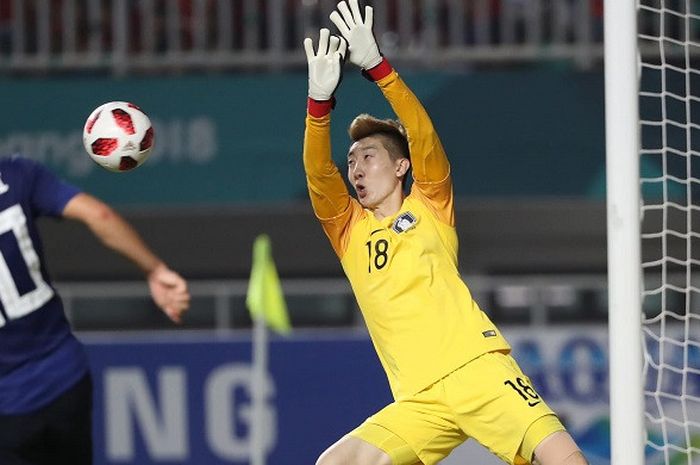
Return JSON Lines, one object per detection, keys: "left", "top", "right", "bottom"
{"left": 371, "top": 190, "right": 405, "bottom": 221}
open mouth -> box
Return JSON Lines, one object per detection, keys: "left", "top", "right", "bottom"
{"left": 355, "top": 184, "right": 367, "bottom": 198}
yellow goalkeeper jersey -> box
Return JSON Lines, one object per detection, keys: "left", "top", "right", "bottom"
{"left": 303, "top": 66, "right": 510, "bottom": 401}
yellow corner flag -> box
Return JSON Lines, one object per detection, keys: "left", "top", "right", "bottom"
{"left": 246, "top": 234, "right": 291, "bottom": 334}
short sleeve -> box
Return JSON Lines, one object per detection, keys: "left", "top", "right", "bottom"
{"left": 21, "top": 159, "right": 81, "bottom": 217}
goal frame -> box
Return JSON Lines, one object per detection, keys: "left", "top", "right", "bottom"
{"left": 604, "top": 1, "right": 645, "bottom": 465}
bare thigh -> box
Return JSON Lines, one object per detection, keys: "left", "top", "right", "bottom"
{"left": 316, "top": 435, "right": 393, "bottom": 465}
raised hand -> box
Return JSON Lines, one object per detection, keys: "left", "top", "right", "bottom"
{"left": 329, "top": 0, "right": 382, "bottom": 70}
{"left": 304, "top": 28, "right": 347, "bottom": 101}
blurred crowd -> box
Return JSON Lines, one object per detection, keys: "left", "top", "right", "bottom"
{"left": 0, "top": 0, "right": 605, "bottom": 58}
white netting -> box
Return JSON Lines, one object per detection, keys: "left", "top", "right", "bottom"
{"left": 638, "top": 1, "right": 700, "bottom": 464}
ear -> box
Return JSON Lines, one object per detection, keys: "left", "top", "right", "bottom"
{"left": 395, "top": 157, "right": 410, "bottom": 178}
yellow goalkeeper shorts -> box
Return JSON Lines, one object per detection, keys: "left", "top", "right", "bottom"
{"left": 349, "top": 351, "right": 565, "bottom": 465}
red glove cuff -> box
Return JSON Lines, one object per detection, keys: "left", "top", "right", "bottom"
{"left": 307, "top": 97, "right": 335, "bottom": 118}
{"left": 362, "top": 58, "right": 393, "bottom": 81}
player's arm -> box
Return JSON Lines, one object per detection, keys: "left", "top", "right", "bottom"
{"left": 370, "top": 65, "right": 450, "bottom": 185}
{"left": 303, "top": 28, "right": 361, "bottom": 257}
{"left": 330, "top": 0, "right": 450, "bottom": 185}
{"left": 331, "top": 0, "right": 452, "bottom": 226}
{"left": 62, "top": 193, "right": 190, "bottom": 323}
{"left": 303, "top": 27, "right": 349, "bottom": 221}
{"left": 303, "top": 105, "right": 350, "bottom": 222}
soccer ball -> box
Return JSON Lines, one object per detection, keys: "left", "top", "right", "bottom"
{"left": 82, "top": 101, "right": 154, "bottom": 172}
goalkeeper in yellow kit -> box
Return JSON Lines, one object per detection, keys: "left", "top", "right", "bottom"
{"left": 302, "top": 2, "right": 589, "bottom": 465}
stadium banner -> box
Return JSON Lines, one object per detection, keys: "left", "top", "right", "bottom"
{"left": 84, "top": 325, "right": 658, "bottom": 465}
{"left": 0, "top": 70, "right": 604, "bottom": 206}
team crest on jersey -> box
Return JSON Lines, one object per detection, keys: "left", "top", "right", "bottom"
{"left": 392, "top": 212, "right": 417, "bottom": 233}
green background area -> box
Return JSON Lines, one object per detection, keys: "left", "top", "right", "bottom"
{"left": 0, "top": 68, "right": 606, "bottom": 206}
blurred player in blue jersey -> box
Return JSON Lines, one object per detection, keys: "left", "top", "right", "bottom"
{"left": 0, "top": 155, "right": 190, "bottom": 465}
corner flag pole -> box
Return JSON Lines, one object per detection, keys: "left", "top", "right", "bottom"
{"left": 246, "top": 234, "right": 291, "bottom": 465}
{"left": 251, "top": 310, "right": 268, "bottom": 465}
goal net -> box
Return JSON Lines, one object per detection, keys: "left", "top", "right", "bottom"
{"left": 637, "top": 1, "right": 700, "bottom": 464}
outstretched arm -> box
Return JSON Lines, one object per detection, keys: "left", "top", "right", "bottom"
{"left": 330, "top": 0, "right": 450, "bottom": 184}
{"left": 366, "top": 62, "right": 450, "bottom": 185}
{"left": 303, "top": 27, "right": 349, "bottom": 217}
{"left": 303, "top": 28, "right": 362, "bottom": 257}
{"left": 62, "top": 193, "right": 190, "bottom": 323}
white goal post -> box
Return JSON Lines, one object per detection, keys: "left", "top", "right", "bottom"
{"left": 605, "top": 0, "right": 645, "bottom": 463}
{"left": 607, "top": 1, "right": 700, "bottom": 465}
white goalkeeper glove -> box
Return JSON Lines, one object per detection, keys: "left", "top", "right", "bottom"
{"left": 304, "top": 28, "right": 347, "bottom": 101}
{"left": 329, "top": 0, "right": 382, "bottom": 70}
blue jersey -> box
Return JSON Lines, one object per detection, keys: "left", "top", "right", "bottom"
{"left": 0, "top": 156, "right": 88, "bottom": 414}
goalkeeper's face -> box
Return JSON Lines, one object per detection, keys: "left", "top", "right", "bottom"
{"left": 347, "top": 135, "right": 409, "bottom": 209}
